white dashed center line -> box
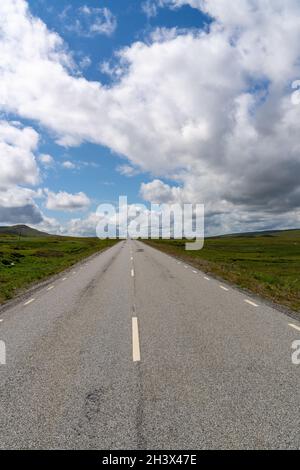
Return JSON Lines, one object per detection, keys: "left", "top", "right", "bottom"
{"left": 244, "top": 299, "right": 258, "bottom": 307}
{"left": 289, "top": 323, "right": 300, "bottom": 332}
{"left": 62, "top": 277, "right": 67, "bottom": 281}
{"left": 0, "top": 319, "right": 3, "bottom": 323}
{"left": 47, "top": 285, "right": 55, "bottom": 291}
{"left": 184, "top": 265, "right": 188, "bottom": 269}
{"left": 132, "top": 317, "right": 141, "bottom": 362}
{"left": 193, "top": 270, "right": 198, "bottom": 274}
{"left": 24, "top": 298, "right": 35, "bottom": 306}
{"left": 131, "top": 268, "right": 135, "bottom": 277}
{"left": 220, "top": 286, "right": 229, "bottom": 291}
{"left": 204, "top": 277, "right": 210, "bottom": 281}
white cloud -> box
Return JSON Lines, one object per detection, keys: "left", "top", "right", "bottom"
{"left": 62, "top": 160, "right": 77, "bottom": 169}
{"left": 65, "top": 206, "right": 150, "bottom": 238}
{"left": 31, "top": 215, "right": 63, "bottom": 235}
{"left": 0, "top": 120, "right": 40, "bottom": 188}
{"left": 142, "top": 1, "right": 158, "bottom": 18}
{"left": 0, "top": 0, "right": 300, "bottom": 233}
{"left": 159, "top": 0, "right": 202, "bottom": 9}
{"left": 64, "top": 5, "right": 117, "bottom": 37}
{"left": 0, "top": 119, "right": 51, "bottom": 226}
{"left": 65, "top": 212, "right": 101, "bottom": 236}
{"left": 45, "top": 190, "right": 91, "bottom": 211}
{"left": 116, "top": 164, "right": 140, "bottom": 177}
{"left": 140, "top": 180, "right": 183, "bottom": 203}
{"left": 79, "top": 55, "right": 91, "bottom": 69}
{"left": 0, "top": 187, "right": 43, "bottom": 224}
{"left": 39, "top": 153, "right": 54, "bottom": 167}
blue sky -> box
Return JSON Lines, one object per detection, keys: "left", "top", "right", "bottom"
{"left": 0, "top": 1, "right": 299, "bottom": 235}
{"left": 25, "top": 0, "right": 209, "bottom": 226}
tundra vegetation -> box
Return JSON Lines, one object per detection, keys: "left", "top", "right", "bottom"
{"left": 145, "top": 229, "right": 300, "bottom": 313}
{"left": 0, "top": 229, "right": 118, "bottom": 304}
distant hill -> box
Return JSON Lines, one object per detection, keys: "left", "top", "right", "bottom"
{"left": 214, "top": 228, "right": 300, "bottom": 238}
{"left": 0, "top": 225, "right": 51, "bottom": 237}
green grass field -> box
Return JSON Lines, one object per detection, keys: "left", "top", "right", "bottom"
{"left": 145, "top": 230, "right": 300, "bottom": 313}
{"left": 0, "top": 234, "right": 118, "bottom": 304}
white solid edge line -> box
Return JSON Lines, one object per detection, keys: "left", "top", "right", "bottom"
{"left": 24, "top": 298, "right": 35, "bottom": 306}
{"left": 289, "top": 323, "right": 300, "bottom": 332}
{"left": 132, "top": 317, "right": 141, "bottom": 362}
{"left": 131, "top": 268, "right": 135, "bottom": 277}
{"left": 244, "top": 299, "right": 259, "bottom": 307}
{"left": 220, "top": 285, "right": 229, "bottom": 291}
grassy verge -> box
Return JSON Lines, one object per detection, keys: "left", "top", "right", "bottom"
{"left": 144, "top": 230, "right": 300, "bottom": 313}
{"left": 0, "top": 234, "right": 118, "bottom": 304}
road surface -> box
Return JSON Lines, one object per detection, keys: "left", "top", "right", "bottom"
{"left": 0, "top": 239, "right": 299, "bottom": 449}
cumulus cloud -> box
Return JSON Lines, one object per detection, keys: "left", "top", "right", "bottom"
{"left": 45, "top": 190, "right": 91, "bottom": 211}
{"left": 140, "top": 180, "right": 183, "bottom": 204}
{"left": 0, "top": 119, "right": 51, "bottom": 226}
{"left": 0, "top": 205, "right": 42, "bottom": 225}
{"left": 0, "top": 187, "right": 43, "bottom": 224}
{"left": 0, "top": 0, "right": 300, "bottom": 233}
{"left": 159, "top": 0, "right": 202, "bottom": 9}
{"left": 0, "top": 120, "right": 40, "bottom": 188}
{"left": 65, "top": 212, "right": 101, "bottom": 237}
{"left": 65, "top": 206, "right": 150, "bottom": 238}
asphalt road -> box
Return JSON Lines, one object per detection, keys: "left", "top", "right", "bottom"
{"left": 0, "top": 239, "right": 299, "bottom": 449}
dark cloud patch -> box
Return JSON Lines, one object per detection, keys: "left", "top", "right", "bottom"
{"left": 223, "top": 160, "right": 300, "bottom": 213}
{"left": 0, "top": 204, "right": 43, "bottom": 224}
